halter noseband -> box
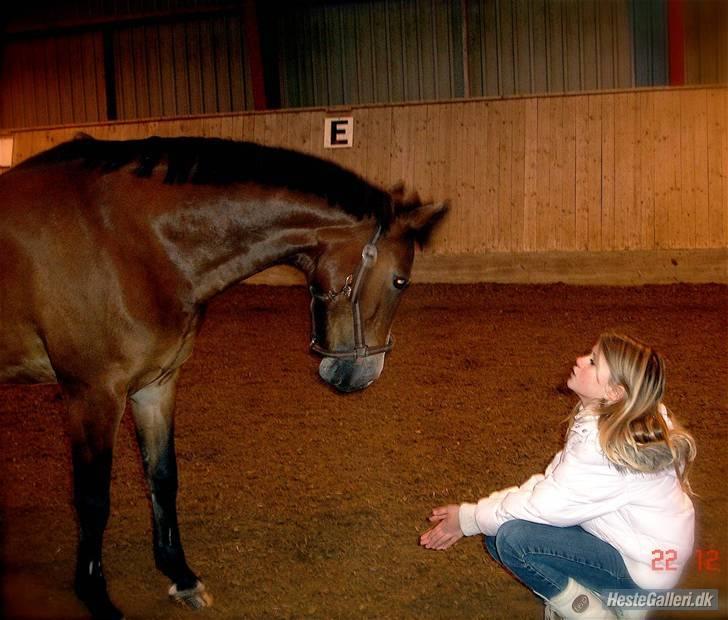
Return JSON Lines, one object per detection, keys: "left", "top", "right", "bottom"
{"left": 309, "top": 225, "right": 394, "bottom": 360}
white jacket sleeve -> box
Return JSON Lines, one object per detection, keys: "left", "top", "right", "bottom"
{"left": 459, "top": 430, "right": 630, "bottom": 536}
{"left": 458, "top": 450, "right": 561, "bottom": 536}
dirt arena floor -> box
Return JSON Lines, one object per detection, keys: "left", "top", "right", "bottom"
{"left": 1, "top": 283, "right": 726, "bottom": 620}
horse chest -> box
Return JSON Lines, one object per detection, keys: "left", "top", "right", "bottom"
{"left": 166, "top": 329, "right": 197, "bottom": 372}
{"left": 138, "top": 313, "right": 202, "bottom": 389}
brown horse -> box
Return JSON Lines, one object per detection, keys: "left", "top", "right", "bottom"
{"left": 0, "top": 135, "right": 447, "bottom": 619}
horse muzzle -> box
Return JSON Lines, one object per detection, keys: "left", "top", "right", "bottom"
{"left": 318, "top": 353, "right": 385, "bottom": 393}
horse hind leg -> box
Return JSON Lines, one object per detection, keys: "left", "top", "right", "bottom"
{"left": 63, "top": 383, "right": 126, "bottom": 620}
{"left": 129, "top": 369, "right": 212, "bottom": 610}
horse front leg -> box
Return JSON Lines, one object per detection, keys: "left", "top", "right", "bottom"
{"left": 64, "top": 384, "right": 126, "bottom": 620}
{"left": 129, "top": 369, "right": 212, "bottom": 610}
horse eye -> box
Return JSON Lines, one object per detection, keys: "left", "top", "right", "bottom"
{"left": 393, "top": 276, "right": 408, "bottom": 290}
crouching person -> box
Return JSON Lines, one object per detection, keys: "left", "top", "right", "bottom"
{"left": 420, "top": 332, "right": 696, "bottom": 619}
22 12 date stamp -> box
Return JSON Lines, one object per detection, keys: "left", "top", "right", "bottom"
{"left": 651, "top": 549, "right": 720, "bottom": 572}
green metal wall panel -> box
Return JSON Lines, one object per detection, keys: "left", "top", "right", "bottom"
{"left": 466, "top": 0, "right": 634, "bottom": 98}
{"left": 277, "top": 0, "right": 464, "bottom": 107}
{"left": 1, "top": 0, "right": 724, "bottom": 129}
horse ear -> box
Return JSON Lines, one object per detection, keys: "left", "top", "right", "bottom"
{"left": 390, "top": 182, "right": 424, "bottom": 215}
{"left": 400, "top": 201, "right": 449, "bottom": 248}
{"left": 74, "top": 131, "right": 95, "bottom": 142}
{"left": 389, "top": 181, "right": 406, "bottom": 200}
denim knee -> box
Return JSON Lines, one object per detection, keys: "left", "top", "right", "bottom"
{"left": 494, "top": 519, "right": 531, "bottom": 566}
{"left": 483, "top": 535, "right": 499, "bottom": 562}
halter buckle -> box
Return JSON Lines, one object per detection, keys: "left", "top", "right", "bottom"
{"left": 341, "top": 273, "right": 353, "bottom": 298}
{"left": 361, "top": 243, "right": 377, "bottom": 265}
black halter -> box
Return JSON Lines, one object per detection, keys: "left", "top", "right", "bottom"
{"left": 309, "top": 226, "right": 394, "bottom": 360}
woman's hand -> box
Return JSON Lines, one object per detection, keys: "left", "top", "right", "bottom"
{"left": 419, "top": 504, "right": 463, "bottom": 550}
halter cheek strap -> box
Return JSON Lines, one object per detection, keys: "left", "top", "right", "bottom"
{"left": 309, "top": 226, "right": 394, "bottom": 360}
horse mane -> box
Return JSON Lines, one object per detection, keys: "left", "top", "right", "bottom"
{"left": 22, "top": 134, "right": 394, "bottom": 230}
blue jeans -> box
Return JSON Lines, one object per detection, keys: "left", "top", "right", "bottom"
{"left": 484, "top": 520, "right": 638, "bottom": 600}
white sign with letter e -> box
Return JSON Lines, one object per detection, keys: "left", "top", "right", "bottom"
{"left": 324, "top": 117, "right": 353, "bottom": 149}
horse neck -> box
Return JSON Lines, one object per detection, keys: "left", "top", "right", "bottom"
{"left": 153, "top": 190, "right": 354, "bottom": 303}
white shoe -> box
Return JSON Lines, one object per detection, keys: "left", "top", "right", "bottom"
{"left": 544, "top": 603, "right": 564, "bottom": 619}
{"left": 545, "top": 578, "right": 617, "bottom": 619}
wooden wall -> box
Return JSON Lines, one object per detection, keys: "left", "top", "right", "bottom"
{"left": 5, "top": 86, "right": 727, "bottom": 283}
{"left": 111, "top": 15, "right": 255, "bottom": 120}
{"left": 3, "top": 1, "right": 726, "bottom": 130}
{"left": 0, "top": 11, "right": 255, "bottom": 128}
{"left": 0, "top": 32, "right": 108, "bottom": 127}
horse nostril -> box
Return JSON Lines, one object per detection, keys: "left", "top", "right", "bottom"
{"left": 318, "top": 354, "right": 384, "bottom": 392}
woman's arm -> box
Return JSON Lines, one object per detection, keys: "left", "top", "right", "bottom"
{"left": 460, "top": 437, "right": 629, "bottom": 536}
{"left": 422, "top": 450, "right": 566, "bottom": 545}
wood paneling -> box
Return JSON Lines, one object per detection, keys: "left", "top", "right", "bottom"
{"left": 111, "top": 14, "right": 254, "bottom": 120}
{"left": 3, "top": 1, "right": 725, "bottom": 131}
{"left": 7, "top": 87, "right": 727, "bottom": 260}
{"left": 0, "top": 33, "right": 106, "bottom": 128}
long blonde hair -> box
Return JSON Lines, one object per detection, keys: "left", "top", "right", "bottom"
{"left": 572, "top": 331, "right": 696, "bottom": 493}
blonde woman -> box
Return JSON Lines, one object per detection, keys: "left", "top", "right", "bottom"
{"left": 420, "top": 332, "right": 696, "bottom": 619}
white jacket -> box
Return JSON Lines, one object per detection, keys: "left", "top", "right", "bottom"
{"left": 458, "top": 406, "right": 694, "bottom": 589}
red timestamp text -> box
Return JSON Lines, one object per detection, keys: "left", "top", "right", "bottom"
{"left": 650, "top": 549, "right": 720, "bottom": 572}
{"left": 695, "top": 549, "right": 720, "bottom": 573}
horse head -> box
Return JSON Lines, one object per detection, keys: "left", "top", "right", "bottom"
{"left": 309, "top": 186, "right": 448, "bottom": 392}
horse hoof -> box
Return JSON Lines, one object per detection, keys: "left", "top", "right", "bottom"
{"left": 168, "top": 581, "right": 213, "bottom": 610}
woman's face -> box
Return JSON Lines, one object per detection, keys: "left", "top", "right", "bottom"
{"left": 567, "top": 345, "right": 616, "bottom": 408}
